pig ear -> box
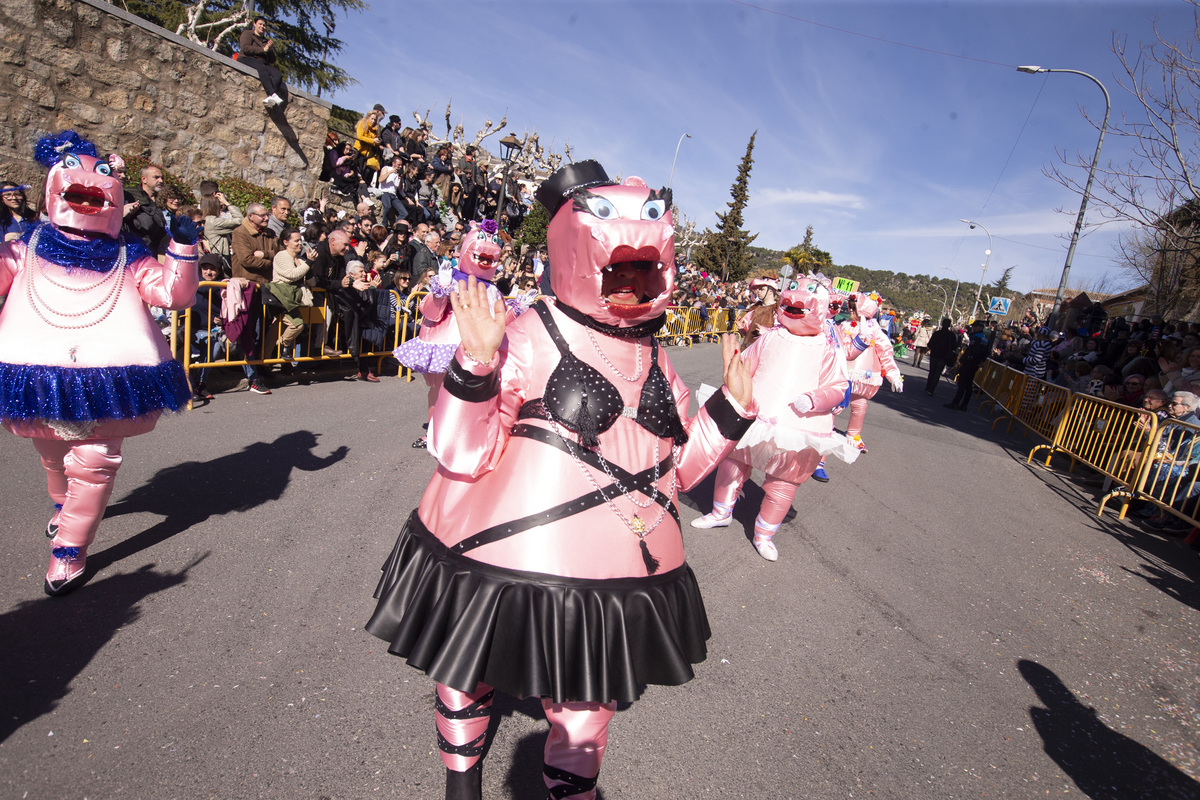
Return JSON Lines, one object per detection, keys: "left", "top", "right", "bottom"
{"left": 623, "top": 176, "right": 648, "bottom": 188}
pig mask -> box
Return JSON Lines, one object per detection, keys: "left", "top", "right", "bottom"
{"left": 776, "top": 287, "right": 828, "bottom": 336}
{"left": 458, "top": 219, "right": 503, "bottom": 282}
{"left": 537, "top": 160, "right": 675, "bottom": 329}
{"left": 36, "top": 131, "right": 124, "bottom": 239}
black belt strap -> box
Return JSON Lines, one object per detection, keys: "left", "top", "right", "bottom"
{"left": 545, "top": 764, "right": 598, "bottom": 799}
{"left": 449, "top": 424, "right": 678, "bottom": 555}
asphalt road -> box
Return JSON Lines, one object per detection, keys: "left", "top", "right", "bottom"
{"left": 2, "top": 347, "right": 1198, "bottom": 800}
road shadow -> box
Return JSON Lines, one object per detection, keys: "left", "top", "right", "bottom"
{"left": 1018, "top": 659, "right": 1199, "bottom": 799}
{"left": 1007, "top": 450, "right": 1200, "bottom": 613}
{"left": 0, "top": 559, "right": 202, "bottom": 744}
{"left": 92, "top": 430, "right": 347, "bottom": 572}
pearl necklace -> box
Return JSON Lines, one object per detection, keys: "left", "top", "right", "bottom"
{"left": 585, "top": 328, "right": 643, "bottom": 382}
{"left": 25, "top": 226, "right": 127, "bottom": 331}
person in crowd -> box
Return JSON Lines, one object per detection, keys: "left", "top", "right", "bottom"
{"left": 945, "top": 320, "right": 989, "bottom": 411}
{"left": 911, "top": 317, "right": 934, "bottom": 368}
{"left": 335, "top": 258, "right": 382, "bottom": 382}
{"left": 354, "top": 106, "right": 385, "bottom": 187}
{"left": 266, "top": 227, "right": 312, "bottom": 361}
{"left": 1120, "top": 374, "right": 1148, "bottom": 407}
{"left": 925, "top": 317, "right": 959, "bottom": 396}
{"left": 191, "top": 253, "right": 226, "bottom": 401}
{"left": 737, "top": 277, "right": 779, "bottom": 346}
{"left": 229, "top": 202, "right": 278, "bottom": 394}
{"left": 1136, "top": 391, "right": 1200, "bottom": 516}
{"left": 124, "top": 163, "right": 167, "bottom": 251}
{"left": 430, "top": 144, "right": 455, "bottom": 202}
{"left": 308, "top": 228, "right": 351, "bottom": 357}
{"left": 330, "top": 141, "right": 362, "bottom": 197}
{"left": 200, "top": 190, "right": 243, "bottom": 271}
{"left": 238, "top": 16, "right": 287, "bottom": 108}
{"left": 0, "top": 131, "right": 199, "bottom": 596}
{"left": 366, "top": 161, "right": 754, "bottom": 800}
{"left": 265, "top": 196, "right": 291, "bottom": 237}
{"left": 456, "top": 145, "right": 484, "bottom": 221}
{"left": 379, "top": 115, "right": 404, "bottom": 161}
{"left": 404, "top": 126, "right": 428, "bottom": 162}
{"left": 376, "top": 153, "right": 409, "bottom": 227}
{"left": 0, "top": 181, "right": 36, "bottom": 240}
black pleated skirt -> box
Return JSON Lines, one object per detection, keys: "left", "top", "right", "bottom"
{"left": 365, "top": 511, "right": 711, "bottom": 704}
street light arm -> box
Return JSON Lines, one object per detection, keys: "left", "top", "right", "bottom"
{"left": 668, "top": 132, "right": 692, "bottom": 191}
{"left": 1017, "top": 66, "right": 1111, "bottom": 329}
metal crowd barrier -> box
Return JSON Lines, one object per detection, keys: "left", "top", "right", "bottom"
{"left": 179, "top": 282, "right": 423, "bottom": 398}
{"left": 979, "top": 364, "right": 1026, "bottom": 416}
{"left": 1100, "top": 417, "right": 1200, "bottom": 523}
{"left": 1029, "top": 393, "right": 1159, "bottom": 517}
{"left": 655, "top": 305, "right": 747, "bottom": 347}
{"left": 993, "top": 374, "right": 1071, "bottom": 440}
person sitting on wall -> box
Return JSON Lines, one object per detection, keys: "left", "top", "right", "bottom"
{"left": 238, "top": 16, "right": 287, "bottom": 109}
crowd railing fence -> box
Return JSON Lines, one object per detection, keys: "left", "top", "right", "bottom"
{"left": 1098, "top": 417, "right": 1200, "bottom": 523}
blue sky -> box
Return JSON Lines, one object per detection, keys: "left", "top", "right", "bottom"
{"left": 329, "top": 0, "right": 1196, "bottom": 297}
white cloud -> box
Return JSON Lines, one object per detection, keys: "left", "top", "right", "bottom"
{"left": 757, "top": 188, "right": 866, "bottom": 210}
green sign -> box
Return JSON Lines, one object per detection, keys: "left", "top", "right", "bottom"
{"left": 833, "top": 277, "right": 859, "bottom": 294}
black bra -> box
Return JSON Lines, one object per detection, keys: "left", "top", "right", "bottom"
{"left": 518, "top": 303, "right": 688, "bottom": 448}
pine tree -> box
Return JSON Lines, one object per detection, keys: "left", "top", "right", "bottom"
{"left": 514, "top": 202, "right": 551, "bottom": 252}
{"left": 122, "top": 0, "right": 366, "bottom": 96}
{"left": 783, "top": 225, "right": 833, "bottom": 275}
{"left": 692, "top": 132, "right": 759, "bottom": 282}
{"left": 992, "top": 266, "right": 1014, "bottom": 295}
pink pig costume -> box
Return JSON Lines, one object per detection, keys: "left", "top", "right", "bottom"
{"left": 395, "top": 219, "right": 508, "bottom": 427}
{"left": 838, "top": 292, "right": 903, "bottom": 452}
{"left": 693, "top": 284, "right": 856, "bottom": 561}
{"left": 0, "top": 132, "right": 197, "bottom": 596}
{"left": 366, "top": 162, "right": 756, "bottom": 800}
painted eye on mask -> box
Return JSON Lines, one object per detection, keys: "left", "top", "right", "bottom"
{"left": 640, "top": 199, "right": 666, "bottom": 221}
{"left": 62, "top": 154, "right": 81, "bottom": 169}
{"left": 94, "top": 162, "right": 112, "bottom": 176}
{"left": 584, "top": 196, "right": 619, "bottom": 220}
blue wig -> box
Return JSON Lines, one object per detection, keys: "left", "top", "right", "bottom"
{"left": 33, "top": 130, "right": 99, "bottom": 170}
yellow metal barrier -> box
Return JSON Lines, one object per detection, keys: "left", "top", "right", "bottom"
{"left": 979, "top": 364, "right": 1025, "bottom": 416}
{"left": 993, "top": 374, "right": 1071, "bottom": 440}
{"left": 1099, "top": 416, "right": 1200, "bottom": 523}
{"left": 1029, "top": 393, "right": 1159, "bottom": 518}
{"left": 180, "top": 281, "right": 421, "bottom": 391}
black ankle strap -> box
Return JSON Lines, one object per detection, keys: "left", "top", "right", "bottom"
{"left": 435, "top": 690, "right": 495, "bottom": 720}
{"left": 544, "top": 764, "right": 598, "bottom": 798}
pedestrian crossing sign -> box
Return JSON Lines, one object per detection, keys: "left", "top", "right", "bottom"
{"left": 987, "top": 297, "right": 1011, "bottom": 315}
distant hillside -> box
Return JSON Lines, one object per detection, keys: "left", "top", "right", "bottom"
{"left": 742, "top": 246, "right": 1022, "bottom": 321}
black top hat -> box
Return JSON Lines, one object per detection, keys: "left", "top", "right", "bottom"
{"left": 535, "top": 160, "right": 614, "bottom": 218}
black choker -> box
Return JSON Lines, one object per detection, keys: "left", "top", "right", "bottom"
{"left": 554, "top": 302, "right": 666, "bottom": 339}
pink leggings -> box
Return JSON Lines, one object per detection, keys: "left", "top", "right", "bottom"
{"left": 436, "top": 682, "right": 616, "bottom": 799}
{"left": 711, "top": 457, "right": 814, "bottom": 531}
{"left": 32, "top": 438, "right": 123, "bottom": 549}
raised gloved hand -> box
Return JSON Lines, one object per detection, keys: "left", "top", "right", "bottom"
{"left": 169, "top": 214, "right": 199, "bottom": 246}
{"left": 437, "top": 263, "right": 454, "bottom": 288}
{"left": 790, "top": 394, "right": 814, "bottom": 415}
{"left": 889, "top": 374, "right": 904, "bottom": 393}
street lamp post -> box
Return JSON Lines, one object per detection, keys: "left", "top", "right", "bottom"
{"left": 959, "top": 219, "right": 992, "bottom": 322}
{"left": 1017, "top": 65, "right": 1111, "bottom": 330}
{"left": 494, "top": 133, "right": 523, "bottom": 226}
{"left": 937, "top": 265, "right": 960, "bottom": 323}
{"left": 668, "top": 132, "right": 691, "bottom": 191}
{"left": 933, "top": 283, "right": 948, "bottom": 322}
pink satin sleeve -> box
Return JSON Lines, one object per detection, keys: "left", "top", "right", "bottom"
{"left": 0, "top": 241, "right": 21, "bottom": 297}
{"left": 419, "top": 291, "right": 450, "bottom": 323}
{"left": 873, "top": 327, "right": 900, "bottom": 379}
{"left": 808, "top": 345, "right": 851, "bottom": 413}
{"left": 133, "top": 242, "right": 199, "bottom": 310}
{"left": 664, "top": 354, "right": 757, "bottom": 492}
{"left": 427, "top": 336, "right": 530, "bottom": 478}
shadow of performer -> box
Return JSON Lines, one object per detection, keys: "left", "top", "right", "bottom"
{"left": 1019, "top": 659, "right": 1199, "bottom": 799}
{"left": 267, "top": 106, "right": 309, "bottom": 166}
{"left": 91, "top": 430, "right": 347, "bottom": 572}
{"left": 0, "top": 559, "right": 202, "bottom": 744}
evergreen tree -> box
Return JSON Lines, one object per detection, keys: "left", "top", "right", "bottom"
{"left": 783, "top": 225, "right": 833, "bottom": 274}
{"left": 122, "top": 0, "right": 366, "bottom": 96}
{"left": 692, "top": 132, "right": 759, "bottom": 282}
{"left": 513, "top": 202, "right": 551, "bottom": 252}
{"left": 991, "top": 266, "right": 1014, "bottom": 295}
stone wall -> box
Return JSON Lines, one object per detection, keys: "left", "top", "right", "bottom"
{"left": 0, "top": 0, "right": 331, "bottom": 201}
